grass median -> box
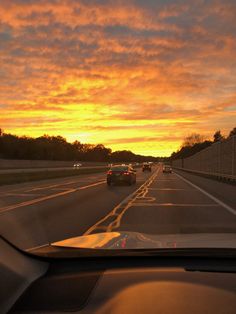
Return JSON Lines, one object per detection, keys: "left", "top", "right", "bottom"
{"left": 0, "top": 167, "right": 108, "bottom": 186}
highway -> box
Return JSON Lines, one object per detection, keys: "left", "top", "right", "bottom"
{"left": 0, "top": 164, "right": 236, "bottom": 251}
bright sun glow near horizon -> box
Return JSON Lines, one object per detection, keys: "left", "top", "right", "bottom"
{"left": 1, "top": 0, "right": 236, "bottom": 157}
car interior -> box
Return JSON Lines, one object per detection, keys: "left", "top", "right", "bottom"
{"left": 1, "top": 236, "right": 236, "bottom": 314}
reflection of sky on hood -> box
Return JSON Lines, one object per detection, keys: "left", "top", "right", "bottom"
{"left": 1, "top": 0, "right": 236, "bottom": 156}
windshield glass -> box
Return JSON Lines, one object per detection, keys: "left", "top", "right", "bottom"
{"left": 0, "top": 0, "right": 236, "bottom": 255}
{"left": 111, "top": 166, "right": 129, "bottom": 172}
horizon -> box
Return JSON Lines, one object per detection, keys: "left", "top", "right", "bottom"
{"left": 0, "top": 128, "right": 170, "bottom": 158}
{"left": 1, "top": 1, "right": 236, "bottom": 157}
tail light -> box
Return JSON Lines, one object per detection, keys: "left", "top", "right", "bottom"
{"left": 107, "top": 170, "right": 113, "bottom": 175}
{"left": 123, "top": 171, "right": 130, "bottom": 175}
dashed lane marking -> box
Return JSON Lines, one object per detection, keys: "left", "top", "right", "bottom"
{"left": 0, "top": 181, "right": 106, "bottom": 213}
{"left": 148, "top": 188, "right": 188, "bottom": 191}
{"left": 130, "top": 203, "right": 219, "bottom": 207}
{"left": 25, "top": 178, "right": 104, "bottom": 192}
{"left": 0, "top": 173, "right": 105, "bottom": 194}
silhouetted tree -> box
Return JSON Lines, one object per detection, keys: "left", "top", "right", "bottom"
{"left": 0, "top": 128, "right": 3, "bottom": 158}
{"left": 213, "top": 130, "right": 224, "bottom": 142}
{"left": 182, "top": 133, "right": 206, "bottom": 147}
{"left": 0, "top": 128, "right": 161, "bottom": 162}
{"left": 228, "top": 127, "right": 236, "bottom": 138}
{"left": 171, "top": 140, "right": 212, "bottom": 160}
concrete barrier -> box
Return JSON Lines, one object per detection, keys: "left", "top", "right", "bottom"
{"left": 0, "top": 159, "right": 108, "bottom": 169}
{"left": 0, "top": 166, "right": 109, "bottom": 186}
{"left": 172, "top": 135, "right": 236, "bottom": 182}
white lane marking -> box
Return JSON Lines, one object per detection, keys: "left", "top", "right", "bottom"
{"left": 0, "top": 181, "right": 105, "bottom": 213}
{"left": 148, "top": 188, "right": 187, "bottom": 191}
{"left": 155, "top": 179, "right": 177, "bottom": 181}
{"left": 25, "top": 178, "right": 103, "bottom": 192}
{"left": 0, "top": 173, "right": 105, "bottom": 194}
{"left": 83, "top": 167, "right": 160, "bottom": 235}
{"left": 25, "top": 181, "right": 78, "bottom": 192}
{"left": 175, "top": 173, "right": 236, "bottom": 216}
{"left": 131, "top": 203, "right": 219, "bottom": 207}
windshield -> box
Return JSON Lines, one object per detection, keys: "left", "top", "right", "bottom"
{"left": 111, "top": 166, "right": 129, "bottom": 172}
{"left": 0, "top": 0, "right": 236, "bottom": 255}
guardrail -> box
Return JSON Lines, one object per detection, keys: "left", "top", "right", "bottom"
{"left": 172, "top": 135, "right": 236, "bottom": 183}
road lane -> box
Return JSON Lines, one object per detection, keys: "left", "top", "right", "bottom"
{"left": 0, "top": 181, "right": 106, "bottom": 212}
{"left": 0, "top": 172, "right": 105, "bottom": 194}
{"left": 86, "top": 167, "right": 236, "bottom": 235}
{"left": 84, "top": 167, "right": 160, "bottom": 235}
{"left": 0, "top": 166, "right": 154, "bottom": 250}
{"left": 1, "top": 164, "right": 236, "bottom": 252}
{"left": 0, "top": 172, "right": 107, "bottom": 208}
{"left": 175, "top": 172, "right": 236, "bottom": 216}
{"left": 174, "top": 169, "right": 236, "bottom": 211}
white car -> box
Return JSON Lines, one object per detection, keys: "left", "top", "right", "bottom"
{"left": 163, "top": 165, "right": 172, "bottom": 173}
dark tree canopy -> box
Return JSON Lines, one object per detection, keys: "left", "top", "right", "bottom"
{"left": 0, "top": 130, "right": 165, "bottom": 162}
{"left": 171, "top": 127, "right": 236, "bottom": 161}
{"left": 182, "top": 133, "right": 206, "bottom": 147}
{"left": 171, "top": 140, "right": 212, "bottom": 160}
{"left": 228, "top": 127, "right": 236, "bottom": 138}
{"left": 213, "top": 130, "right": 224, "bottom": 142}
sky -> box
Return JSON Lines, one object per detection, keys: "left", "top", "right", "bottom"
{"left": 0, "top": 0, "right": 236, "bottom": 156}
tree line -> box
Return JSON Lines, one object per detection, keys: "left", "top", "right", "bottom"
{"left": 0, "top": 129, "right": 164, "bottom": 162}
{"left": 171, "top": 127, "right": 236, "bottom": 160}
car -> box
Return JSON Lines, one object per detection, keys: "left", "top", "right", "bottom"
{"left": 107, "top": 165, "right": 136, "bottom": 186}
{"left": 142, "top": 163, "right": 152, "bottom": 172}
{"left": 73, "top": 163, "right": 82, "bottom": 168}
{"left": 163, "top": 165, "right": 172, "bottom": 173}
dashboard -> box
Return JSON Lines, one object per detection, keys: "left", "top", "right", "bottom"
{"left": 1, "top": 238, "right": 236, "bottom": 314}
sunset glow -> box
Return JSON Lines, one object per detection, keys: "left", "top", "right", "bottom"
{"left": 1, "top": 0, "right": 236, "bottom": 156}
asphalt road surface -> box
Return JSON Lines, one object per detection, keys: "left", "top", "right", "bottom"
{"left": 0, "top": 165, "right": 236, "bottom": 251}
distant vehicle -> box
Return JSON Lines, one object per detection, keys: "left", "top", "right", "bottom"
{"left": 107, "top": 165, "right": 136, "bottom": 186}
{"left": 142, "top": 163, "right": 152, "bottom": 172}
{"left": 163, "top": 165, "right": 172, "bottom": 173}
{"left": 73, "top": 163, "right": 82, "bottom": 168}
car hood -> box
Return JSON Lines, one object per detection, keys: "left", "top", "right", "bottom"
{"left": 52, "top": 231, "right": 236, "bottom": 250}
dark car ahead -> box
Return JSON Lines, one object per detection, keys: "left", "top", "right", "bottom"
{"left": 107, "top": 165, "right": 136, "bottom": 186}
{"left": 142, "top": 163, "right": 152, "bottom": 172}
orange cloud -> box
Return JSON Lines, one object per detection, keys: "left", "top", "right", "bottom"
{"left": 1, "top": 0, "right": 236, "bottom": 156}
